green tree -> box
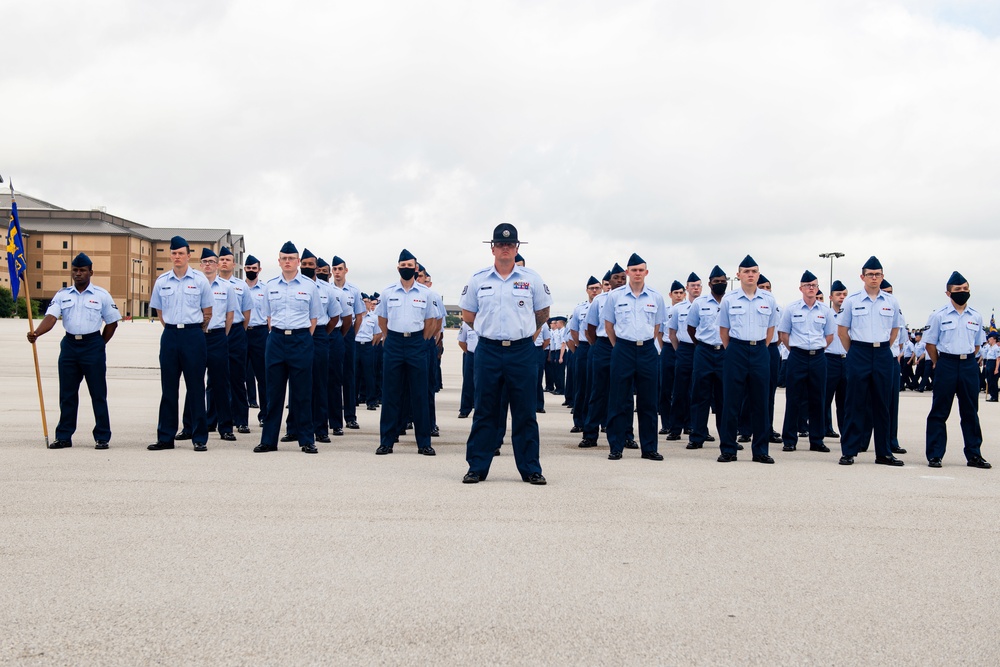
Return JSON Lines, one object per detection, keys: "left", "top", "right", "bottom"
{"left": 446, "top": 314, "right": 462, "bottom": 329}
{"left": 15, "top": 296, "right": 40, "bottom": 319}
{"left": 0, "top": 286, "right": 13, "bottom": 318}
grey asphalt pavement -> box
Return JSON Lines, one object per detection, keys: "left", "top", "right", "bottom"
{"left": 2, "top": 319, "right": 998, "bottom": 666}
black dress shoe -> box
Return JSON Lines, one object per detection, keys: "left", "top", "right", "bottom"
{"left": 797, "top": 431, "right": 809, "bottom": 438}
{"left": 315, "top": 434, "right": 331, "bottom": 443}
{"left": 968, "top": 456, "right": 992, "bottom": 469}
{"left": 928, "top": 457, "right": 943, "bottom": 468}
{"left": 717, "top": 453, "right": 737, "bottom": 462}
{"left": 458, "top": 412, "right": 470, "bottom": 418}
{"left": 220, "top": 433, "right": 237, "bottom": 442}
{"left": 524, "top": 473, "right": 547, "bottom": 485}
{"left": 810, "top": 444, "right": 831, "bottom": 453}
{"left": 463, "top": 472, "right": 482, "bottom": 484}
{"left": 95, "top": 441, "right": 109, "bottom": 450}
{"left": 752, "top": 454, "right": 775, "bottom": 464}
{"left": 494, "top": 448, "right": 501, "bottom": 456}
{"left": 891, "top": 446, "right": 907, "bottom": 454}
{"left": 839, "top": 456, "right": 854, "bottom": 465}
{"left": 248, "top": 402, "right": 259, "bottom": 409}
{"left": 237, "top": 425, "right": 251, "bottom": 434}
{"left": 658, "top": 428, "right": 669, "bottom": 435}
{"left": 536, "top": 408, "right": 546, "bottom": 414}
{"left": 430, "top": 427, "right": 440, "bottom": 437}
{"left": 825, "top": 430, "right": 840, "bottom": 438}
{"left": 346, "top": 421, "right": 360, "bottom": 430}
{"left": 175, "top": 430, "right": 192, "bottom": 441}
{"left": 258, "top": 419, "right": 265, "bottom": 428}
{"left": 601, "top": 426, "right": 607, "bottom": 433}
{"left": 48, "top": 439, "right": 72, "bottom": 449}
{"left": 578, "top": 438, "right": 598, "bottom": 448}
{"left": 642, "top": 451, "right": 664, "bottom": 461}
{"left": 875, "top": 455, "right": 904, "bottom": 467}
{"left": 624, "top": 439, "right": 639, "bottom": 449}
{"left": 735, "top": 443, "right": 744, "bottom": 450}
{"left": 768, "top": 433, "right": 782, "bottom": 444}
{"left": 570, "top": 426, "right": 582, "bottom": 433}
{"left": 737, "top": 435, "right": 751, "bottom": 443}
{"left": 367, "top": 405, "right": 378, "bottom": 410}
{"left": 193, "top": 444, "right": 207, "bottom": 452}
{"left": 406, "top": 422, "right": 414, "bottom": 430}
{"left": 301, "top": 445, "right": 318, "bottom": 454}
{"left": 608, "top": 451, "right": 623, "bottom": 460}
{"left": 332, "top": 428, "right": 344, "bottom": 436}
{"left": 147, "top": 442, "right": 174, "bottom": 450}
{"left": 280, "top": 433, "right": 298, "bottom": 442}
{"left": 253, "top": 444, "right": 277, "bottom": 452}
{"left": 686, "top": 442, "right": 703, "bottom": 450}
{"left": 683, "top": 428, "right": 691, "bottom": 435}
{"left": 782, "top": 445, "right": 796, "bottom": 452}
{"left": 375, "top": 445, "right": 393, "bottom": 455}
{"left": 418, "top": 446, "right": 436, "bottom": 456}
{"left": 665, "top": 433, "right": 680, "bottom": 441}
{"left": 704, "top": 435, "right": 716, "bottom": 442}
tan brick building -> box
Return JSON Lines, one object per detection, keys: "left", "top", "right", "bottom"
{"left": 2, "top": 192, "right": 244, "bottom": 318}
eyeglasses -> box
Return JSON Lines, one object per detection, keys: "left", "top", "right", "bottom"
{"left": 200, "top": 259, "right": 218, "bottom": 265}
{"left": 493, "top": 242, "right": 518, "bottom": 249}
{"left": 863, "top": 272, "right": 883, "bottom": 279}
{"left": 802, "top": 283, "right": 819, "bottom": 289}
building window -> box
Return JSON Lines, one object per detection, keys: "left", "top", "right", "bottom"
{"left": 36, "top": 281, "right": 41, "bottom": 289}
{"left": 63, "top": 261, "right": 68, "bottom": 269}
{"left": 36, "top": 240, "right": 41, "bottom": 248}
{"left": 62, "top": 282, "right": 68, "bottom": 288}
{"left": 36, "top": 261, "right": 41, "bottom": 269}
{"left": 157, "top": 267, "right": 164, "bottom": 271}
{"left": 62, "top": 241, "right": 68, "bottom": 249}
{"left": 157, "top": 248, "right": 163, "bottom": 252}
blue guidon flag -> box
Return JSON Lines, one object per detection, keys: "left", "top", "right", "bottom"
{"left": 6, "top": 195, "right": 26, "bottom": 300}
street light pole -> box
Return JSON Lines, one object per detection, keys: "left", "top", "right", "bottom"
{"left": 818, "top": 252, "right": 845, "bottom": 294}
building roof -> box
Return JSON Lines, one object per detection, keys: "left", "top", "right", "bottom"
{"left": 132, "top": 227, "right": 232, "bottom": 243}
{"left": 17, "top": 219, "right": 134, "bottom": 235}
{"left": 7, "top": 191, "right": 64, "bottom": 210}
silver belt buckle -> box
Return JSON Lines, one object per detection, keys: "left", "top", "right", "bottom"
{"left": 960, "top": 354, "right": 968, "bottom": 360}
{"left": 840, "top": 354, "right": 846, "bottom": 358}
{"left": 74, "top": 334, "right": 83, "bottom": 340}
{"left": 502, "top": 340, "right": 511, "bottom": 347}
{"left": 749, "top": 340, "right": 757, "bottom": 346}
{"left": 636, "top": 340, "right": 644, "bottom": 346}
{"left": 177, "top": 323, "right": 185, "bottom": 329}
{"left": 872, "top": 342, "right": 881, "bottom": 348}
{"left": 402, "top": 332, "right": 411, "bottom": 338}
{"left": 284, "top": 329, "right": 292, "bottom": 335}
{"left": 809, "top": 350, "right": 817, "bottom": 356}
{"left": 713, "top": 345, "right": 721, "bottom": 350}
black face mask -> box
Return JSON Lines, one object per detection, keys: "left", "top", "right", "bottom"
{"left": 950, "top": 291, "right": 970, "bottom": 305}
{"left": 301, "top": 267, "right": 316, "bottom": 279}
{"left": 244, "top": 270, "right": 258, "bottom": 281}
{"left": 710, "top": 282, "right": 727, "bottom": 296}
{"left": 398, "top": 267, "right": 416, "bottom": 281}
{"left": 317, "top": 273, "right": 330, "bottom": 282}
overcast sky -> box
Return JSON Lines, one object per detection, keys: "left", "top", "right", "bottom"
{"left": 6, "top": 0, "right": 1000, "bottom": 325}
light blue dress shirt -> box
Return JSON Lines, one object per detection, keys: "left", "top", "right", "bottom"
{"left": 315, "top": 280, "right": 343, "bottom": 327}
{"left": 355, "top": 311, "right": 381, "bottom": 343}
{"left": 262, "top": 273, "right": 322, "bottom": 329}
{"left": 150, "top": 268, "right": 213, "bottom": 325}
{"left": 376, "top": 281, "right": 435, "bottom": 333}
{"left": 777, "top": 299, "right": 836, "bottom": 350}
{"left": 686, "top": 295, "right": 724, "bottom": 346}
{"left": 45, "top": 284, "right": 121, "bottom": 335}
{"left": 603, "top": 284, "right": 665, "bottom": 342}
{"left": 206, "top": 276, "right": 237, "bottom": 330}
{"left": 923, "top": 304, "right": 985, "bottom": 355}
{"left": 718, "top": 288, "right": 777, "bottom": 341}
{"left": 668, "top": 300, "right": 695, "bottom": 344}
{"left": 459, "top": 265, "right": 553, "bottom": 340}
{"left": 825, "top": 309, "right": 848, "bottom": 356}
{"left": 567, "top": 300, "right": 590, "bottom": 337}
{"left": 584, "top": 292, "right": 612, "bottom": 338}
{"left": 458, "top": 321, "right": 479, "bottom": 353}
{"left": 227, "top": 277, "right": 253, "bottom": 324}
{"left": 534, "top": 323, "right": 551, "bottom": 347}
{"left": 838, "top": 290, "right": 903, "bottom": 343}
{"left": 247, "top": 280, "right": 269, "bottom": 326}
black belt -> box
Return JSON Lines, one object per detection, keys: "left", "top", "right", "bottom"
{"left": 790, "top": 347, "right": 824, "bottom": 356}
{"left": 358, "top": 341, "right": 372, "bottom": 345}
{"left": 271, "top": 327, "right": 310, "bottom": 336}
{"left": 730, "top": 338, "right": 767, "bottom": 346}
{"left": 698, "top": 342, "right": 723, "bottom": 350}
{"left": 616, "top": 338, "right": 653, "bottom": 347}
{"left": 677, "top": 340, "right": 695, "bottom": 348}
{"left": 164, "top": 323, "right": 202, "bottom": 329}
{"left": 939, "top": 352, "right": 975, "bottom": 361}
{"left": 206, "top": 327, "right": 226, "bottom": 335}
{"left": 769, "top": 342, "right": 778, "bottom": 347}
{"left": 478, "top": 336, "right": 532, "bottom": 348}
{"left": 65, "top": 331, "right": 101, "bottom": 341}
{"left": 852, "top": 341, "right": 889, "bottom": 348}
{"left": 825, "top": 352, "right": 847, "bottom": 358}
{"left": 387, "top": 330, "right": 423, "bottom": 339}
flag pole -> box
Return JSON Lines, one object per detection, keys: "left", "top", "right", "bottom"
{"left": 7, "top": 179, "right": 49, "bottom": 446}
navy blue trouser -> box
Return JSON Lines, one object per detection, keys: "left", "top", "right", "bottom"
{"left": 926, "top": 354, "right": 983, "bottom": 461}
{"left": 245, "top": 355, "right": 257, "bottom": 405}
{"left": 466, "top": 338, "right": 541, "bottom": 478}
{"left": 460, "top": 351, "right": 475, "bottom": 415}
{"left": 572, "top": 342, "right": 591, "bottom": 429}
{"left": 56, "top": 333, "right": 111, "bottom": 443}
{"left": 205, "top": 329, "right": 233, "bottom": 434}
{"left": 767, "top": 343, "right": 780, "bottom": 432}
{"left": 721, "top": 339, "right": 770, "bottom": 457}
{"left": 690, "top": 343, "right": 724, "bottom": 446}
{"left": 328, "top": 330, "right": 345, "bottom": 429}
{"left": 246, "top": 327, "right": 268, "bottom": 424}
{"left": 668, "top": 342, "right": 695, "bottom": 435}
{"left": 227, "top": 324, "right": 249, "bottom": 427}
{"left": 157, "top": 327, "right": 208, "bottom": 445}
{"left": 824, "top": 353, "right": 846, "bottom": 434}
{"left": 379, "top": 332, "right": 431, "bottom": 449}
{"left": 357, "top": 341, "right": 378, "bottom": 408}
{"left": 375, "top": 343, "right": 384, "bottom": 400}
{"left": 287, "top": 329, "right": 329, "bottom": 437}
{"left": 584, "top": 338, "right": 613, "bottom": 440}
{"left": 841, "top": 343, "right": 893, "bottom": 458}
{"left": 343, "top": 327, "right": 358, "bottom": 420}
{"left": 260, "top": 329, "right": 314, "bottom": 447}
{"left": 425, "top": 338, "right": 438, "bottom": 428}
{"left": 607, "top": 340, "right": 659, "bottom": 455}
{"left": 535, "top": 345, "right": 547, "bottom": 410}
{"left": 889, "top": 355, "right": 900, "bottom": 450}
{"left": 564, "top": 348, "right": 574, "bottom": 404}
{"left": 781, "top": 349, "right": 827, "bottom": 447}
{"left": 658, "top": 343, "right": 677, "bottom": 430}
